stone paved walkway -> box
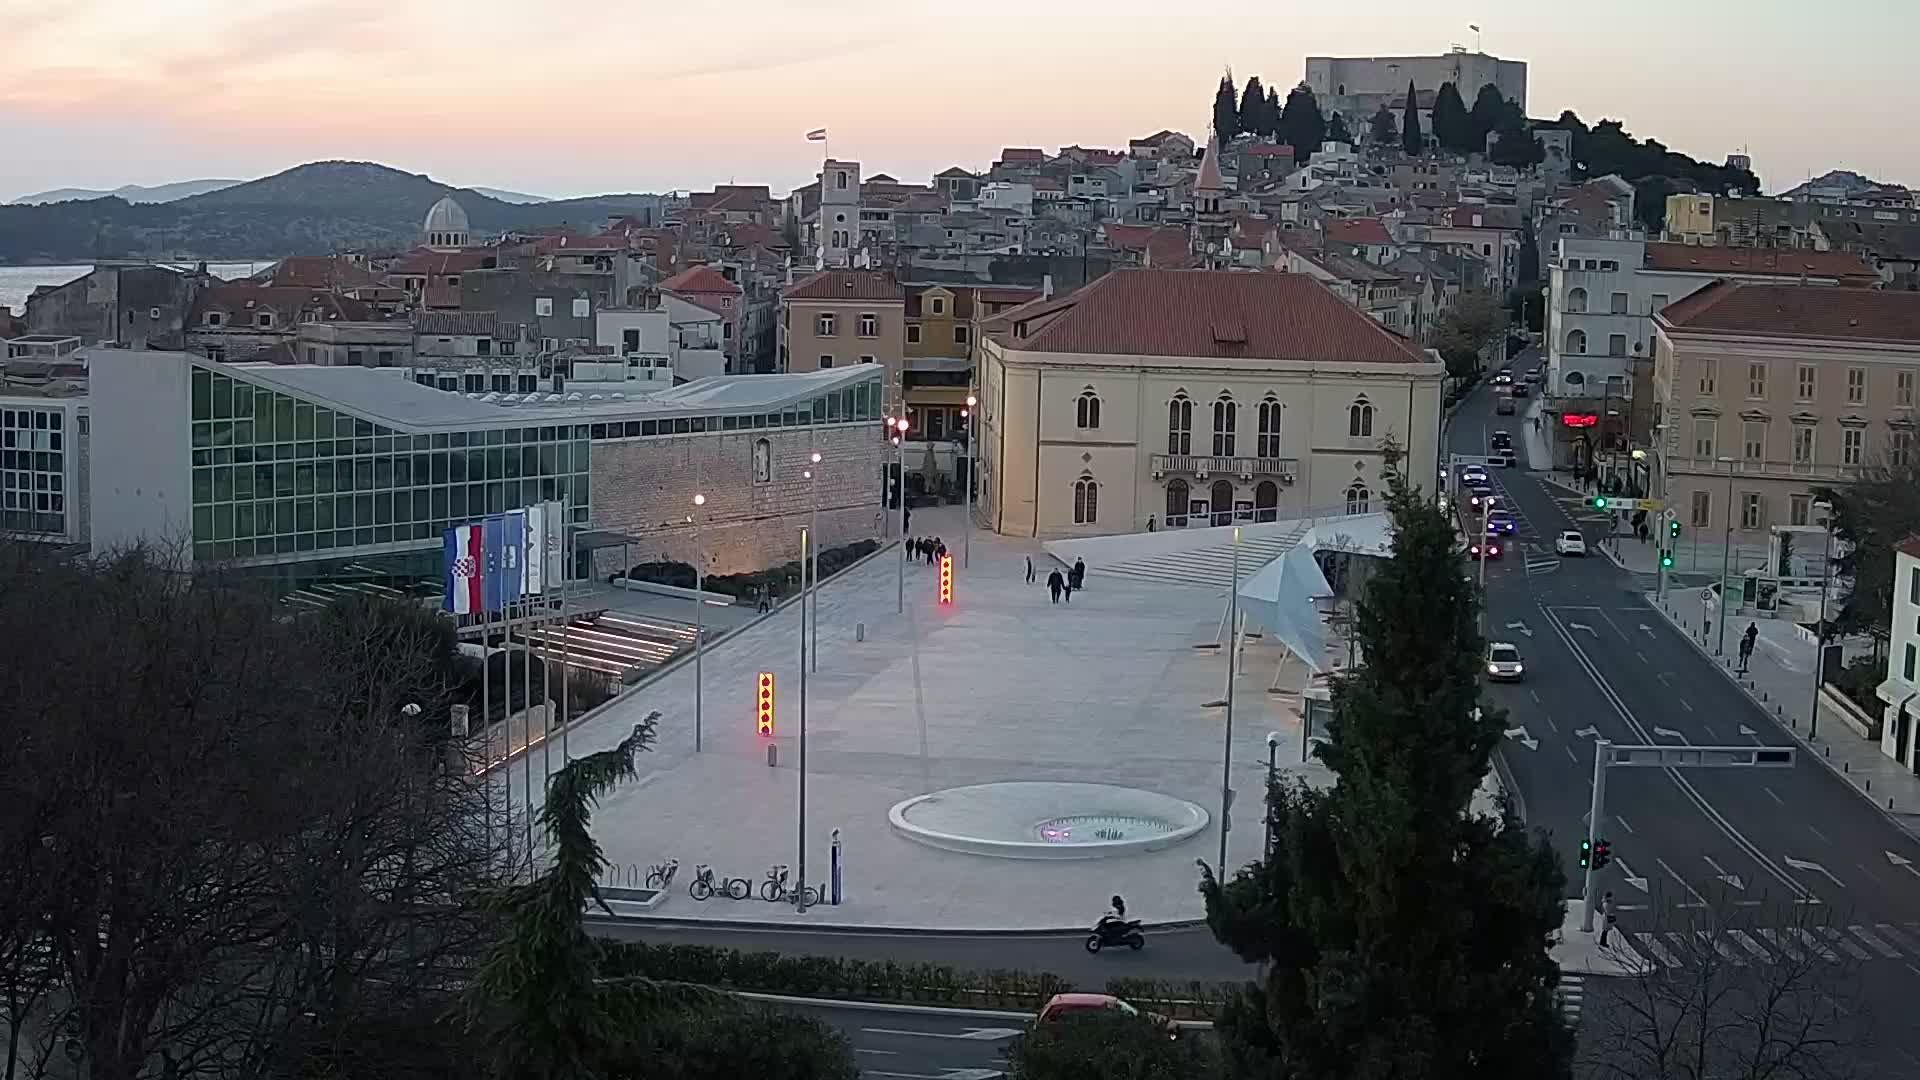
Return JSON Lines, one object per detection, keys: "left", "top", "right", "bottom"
{"left": 519, "top": 504, "right": 1336, "bottom": 929}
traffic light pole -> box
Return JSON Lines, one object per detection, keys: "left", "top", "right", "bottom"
{"left": 1580, "top": 739, "right": 1610, "bottom": 932}
{"left": 1578, "top": 739, "right": 1796, "bottom": 933}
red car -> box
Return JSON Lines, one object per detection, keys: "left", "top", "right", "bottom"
{"left": 1036, "top": 993, "right": 1180, "bottom": 1039}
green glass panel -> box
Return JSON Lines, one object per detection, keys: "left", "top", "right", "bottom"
{"left": 295, "top": 499, "right": 315, "bottom": 532}
{"left": 274, "top": 463, "right": 294, "bottom": 498}
{"left": 254, "top": 464, "right": 273, "bottom": 498}
{"left": 356, "top": 495, "right": 373, "bottom": 528}
{"left": 192, "top": 422, "right": 211, "bottom": 449}
{"left": 191, "top": 368, "right": 211, "bottom": 420}
{"left": 212, "top": 467, "right": 233, "bottom": 502}
{"left": 431, "top": 488, "right": 448, "bottom": 520}
{"left": 273, "top": 396, "right": 295, "bottom": 442}
{"left": 193, "top": 504, "right": 212, "bottom": 538}
{"left": 294, "top": 402, "right": 314, "bottom": 440}
{"left": 211, "top": 448, "right": 231, "bottom": 465}
{"left": 449, "top": 486, "right": 467, "bottom": 518}
{"left": 296, "top": 533, "right": 315, "bottom": 552}
{"left": 354, "top": 460, "right": 374, "bottom": 491}
{"left": 211, "top": 375, "right": 231, "bottom": 419}
{"left": 233, "top": 465, "right": 254, "bottom": 500}
{"left": 231, "top": 382, "right": 253, "bottom": 418}
{"left": 235, "top": 502, "right": 255, "bottom": 538}
{"left": 315, "top": 498, "right": 333, "bottom": 530}
{"left": 314, "top": 409, "right": 334, "bottom": 438}
{"left": 373, "top": 456, "right": 394, "bottom": 489}
{"left": 336, "top": 495, "right": 355, "bottom": 528}
{"left": 315, "top": 530, "right": 336, "bottom": 549}
{"left": 294, "top": 463, "right": 315, "bottom": 495}
{"left": 487, "top": 448, "right": 504, "bottom": 479}
{"left": 212, "top": 504, "right": 233, "bottom": 540}
{"left": 192, "top": 469, "right": 212, "bottom": 504}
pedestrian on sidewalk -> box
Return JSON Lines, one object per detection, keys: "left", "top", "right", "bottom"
{"left": 935, "top": 539, "right": 948, "bottom": 564}
{"left": 756, "top": 584, "right": 771, "bottom": 613}
{"left": 1026, "top": 555, "right": 1036, "bottom": 584}
{"left": 1047, "top": 568, "right": 1064, "bottom": 603}
{"left": 1070, "top": 557, "right": 1086, "bottom": 591}
{"left": 1598, "top": 891, "right": 1618, "bottom": 947}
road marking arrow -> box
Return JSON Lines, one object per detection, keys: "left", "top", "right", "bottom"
{"left": 1888, "top": 851, "right": 1920, "bottom": 879}
{"left": 1504, "top": 726, "right": 1539, "bottom": 751}
{"left": 1506, "top": 620, "right": 1534, "bottom": 638}
{"left": 1703, "top": 855, "right": 1746, "bottom": 891}
{"left": 1652, "top": 726, "right": 1687, "bottom": 741}
{"left": 1738, "top": 724, "right": 1757, "bottom": 738}
{"left": 1782, "top": 856, "right": 1845, "bottom": 890}
{"left": 1614, "top": 859, "right": 1649, "bottom": 892}
{"left": 1573, "top": 726, "right": 1598, "bottom": 739}
{"left": 862, "top": 1028, "right": 1024, "bottom": 1042}
{"left": 1568, "top": 621, "right": 1598, "bottom": 636}
{"left": 1639, "top": 623, "right": 1657, "bottom": 637}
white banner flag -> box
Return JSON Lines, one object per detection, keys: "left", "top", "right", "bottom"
{"left": 524, "top": 502, "right": 546, "bottom": 596}
{"left": 544, "top": 499, "right": 567, "bottom": 587}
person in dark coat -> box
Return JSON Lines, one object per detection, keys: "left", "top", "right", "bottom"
{"left": 1026, "top": 555, "right": 1036, "bottom": 584}
{"left": 1071, "top": 557, "right": 1086, "bottom": 590}
{"left": 1047, "top": 569, "right": 1065, "bottom": 603}
{"left": 935, "top": 540, "right": 947, "bottom": 563}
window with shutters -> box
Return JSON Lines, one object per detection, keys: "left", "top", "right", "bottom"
{"left": 1797, "top": 364, "right": 1816, "bottom": 401}
{"left": 1698, "top": 358, "right": 1716, "bottom": 394}
{"left": 1747, "top": 362, "right": 1767, "bottom": 399}
{"left": 1847, "top": 367, "right": 1866, "bottom": 404}
{"left": 1167, "top": 394, "right": 1192, "bottom": 455}
{"left": 817, "top": 313, "right": 836, "bottom": 336}
{"left": 1743, "top": 421, "right": 1765, "bottom": 461}
{"left": 1899, "top": 369, "right": 1916, "bottom": 407}
{"left": 1212, "top": 394, "right": 1237, "bottom": 455}
{"left": 1843, "top": 428, "right": 1863, "bottom": 465}
{"left": 1257, "top": 397, "right": 1282, "bottom": 458}
{"left": 1690, "top": 490, "right": 1711, "bottom": 528}
{"left": 1792, "top": 425, "right": 1815, "bottom": 464}
{"left": 1692, "top": 418, "right": 1715, "bottom": 458}
{"left": 1741, "top": 492, "right": 1763, "bottom": 530}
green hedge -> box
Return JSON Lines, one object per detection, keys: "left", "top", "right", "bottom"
{"left": 596, "top": 941, "right": 1234, "bottom": 1020}
{"left": 623, "top": 540, "right": 881, "bottom": 602}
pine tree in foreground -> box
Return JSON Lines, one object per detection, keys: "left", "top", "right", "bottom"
{"left": 1199, "top": 470, "right": 1573, "bottom": 1080}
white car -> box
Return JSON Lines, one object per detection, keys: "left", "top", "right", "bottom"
{"left": 1487, "top": 642, "right": 1525, "bottom": 681}
{"left": 1555, "top": 530, "right": 1587, "bottom": 556}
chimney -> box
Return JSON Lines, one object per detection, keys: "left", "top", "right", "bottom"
{"left": 1042, "top": 273, "right": 1054, "bottom": 299}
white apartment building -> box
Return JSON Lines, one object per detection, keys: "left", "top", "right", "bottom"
{"left": 1879, "top": 539, "right": 1920, "bottom": 773}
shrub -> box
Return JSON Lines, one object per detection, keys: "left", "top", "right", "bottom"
{"left": 595, "top": 942, "right": 1227, "bottom": 1019}
{"left": 1005, "top": 1009, "right": 1220, "bottom": 1080}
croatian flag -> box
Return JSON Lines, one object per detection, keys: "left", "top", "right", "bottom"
{"left": 443, "top": 524, "right": 483, "bottom": 615}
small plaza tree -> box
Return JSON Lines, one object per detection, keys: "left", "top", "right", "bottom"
{"left": 1199, "top": 468, "right": 1573, "bottom": 1079}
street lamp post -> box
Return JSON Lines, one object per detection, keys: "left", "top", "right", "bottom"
{"left": 691, "top": 492, "right": 707, "bottom": 752}
{"left": 1478, "top": 501, "right": 1494, "bottom": 642}
{"left": 1809, "top": 500, "right": 1835, "bottom": 738}
{"left": 797, "top": 526, "right": 811, "bottom": 910}
{"left": 963, "top": 394, "right": 977, "bottom": 567}
{"left": 1263, "top": 732, "right": 1280, "bottom": 855}
{"left": 808, "top": 451, "right": 821, "bottom": 673}
{"left": 1715, "top": 456, "right": 1735, "bottom": 656}
{"left": 892, "top": 417, "right": 909, "bottom": 613}
{"left": 1217, "top": 526, "right": 1242, "bottom": 877}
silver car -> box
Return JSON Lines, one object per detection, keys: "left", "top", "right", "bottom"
{"left": 1487, "top": 642, "right": 1525, "bottom": 682}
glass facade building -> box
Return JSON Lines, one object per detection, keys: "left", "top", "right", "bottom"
{"left": 1, "top": 402, "right": 74, "bottom": 537}
{"left": 190, "top": 365, "right": 590, "bottom": 567}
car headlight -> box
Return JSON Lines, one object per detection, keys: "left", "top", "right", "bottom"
{"left": 1488, "top": 664, "right": 1500, "bottom": 675}
{"left": 1513, "top": 664, "right": 1524, "bottom": 674}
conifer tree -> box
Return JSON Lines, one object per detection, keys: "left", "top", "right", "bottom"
{"left": 1200, "top": 467, "right": 1573, "bottom": 1080}
{"left": 1401, "top": 82, "right": 1424, "bottom": 156}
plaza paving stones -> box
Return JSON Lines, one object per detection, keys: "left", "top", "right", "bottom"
{"left": 519, "top": 505, "right": 1336, "bottom": 930}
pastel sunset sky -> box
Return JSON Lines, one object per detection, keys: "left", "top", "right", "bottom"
{"left": 1, "top": 0, "right": 1911, "bottom": 200}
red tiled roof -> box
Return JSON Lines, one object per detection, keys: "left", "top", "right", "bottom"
{"left": 422, "top": 285, "right": 462, "bottom": 309}
{"left": 998, "top": 148, "right": 1045, "bottom": 163}
{"left": 190, "top": 284, "right": 372, "bottom": 322}
{"left": 784, "top": 270, "right": 904, "bottom": 302}
{"left": 1657, "top": 280, "right": 1920, "bottom": 344}
{"left": 415, "top": 311, "right": 500, "bottom": 337}
{"left": 263, "top": 256, "right": 380, "bottom": 290}
{"left": 1643, "top": 242, "right": 1878, "bottom": 282}
{"left": 1897, "top": 535, "right": 1920, "bottom": 561}
{"left": 1129, "top": 129, "right": 1188, "bottom": 147}
{"left": 659, "top": 264, "right": 742, "bottom": 296}
{"left": 1326, "top": 218, "right": 1392, "bottom": 247}
{"left": 1101, "top": 223, "right": 1190, "bottom": 265}
{"left": 386, "top": 248, "right": 496, "bottom": 276}
{"left": 992, "top": 269, "right": 1430, "bottom": 364}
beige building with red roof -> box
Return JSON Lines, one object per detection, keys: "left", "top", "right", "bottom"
{"left": 778, "top": 270, "right": 907, "bottom": 408}
{"left": 1651, "top": 282, "right": 1920, "bottom": 546}
{"left": 976, "top": 269, "right": 1444, "bottom": 537}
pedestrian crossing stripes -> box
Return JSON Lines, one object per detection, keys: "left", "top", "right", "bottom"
{"left": 1525, "top": 555, "right": 1560, "bottom": 576}
{"left": 1555, "top": 974, "right": 1585, "bottom": 1025}
{"left": 1626, "top": 923, "right": 1920, "bottom": 969}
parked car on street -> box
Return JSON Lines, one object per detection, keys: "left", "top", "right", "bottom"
{"left": 1555, "top": 530, "right": 1588, "bottom": 556}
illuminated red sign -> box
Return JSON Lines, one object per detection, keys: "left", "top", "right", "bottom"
{"left": 939, "top": 555, "right": 953, "bottom": 605}
{"left": 756, "top": 672, "right": 774, "bottom": 735}
{"left": 1561, "top": 413, "right": 1599, "bottom": 428}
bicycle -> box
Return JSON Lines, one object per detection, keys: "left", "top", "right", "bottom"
{"left": 687, "top": 863, "right": 751, "bottom": 901}
{"left": 760, "top": 863, "right": 820, "bottom": 906}
{"left": 644, "top": 858, "right": 679, "bottom": 891}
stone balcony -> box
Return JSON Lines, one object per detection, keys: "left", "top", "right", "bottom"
{"left": 1150, "top": 453, "right": 1299, "bottom": 482}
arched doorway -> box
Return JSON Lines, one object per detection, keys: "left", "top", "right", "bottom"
{"left": 1210, "top": 480, "right": 1234, "bottom": 526}
{"left": 1254, "top": 481, "right": 1279, "bottom": 523}
{"left": 1165, "top": 479, "right": 1189, "bottom": 528}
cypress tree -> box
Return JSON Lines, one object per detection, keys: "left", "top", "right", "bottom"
{"left": 1432, "top": 81, "right": 1471, "bottom": 153}
{"left": 1214, "top": 71, "right": 1242, "bottom": 141}
{"left": 1325, "top": 111, "right": 1351, "bottom": 145}
{"left": 1266, "top": 87, "right": 1282, "bottom": 139}
{"left": 1239, "top": 76, "right": 1270, "bottom": 137}
{"left": 1200, "top": 466, "right": 1574, "bottom": 1080}
{"left": 1277, "top": 84, "right": 1327, "bottom": 158}
{"left": 1469, "top": 82, "right": 1509, "bottom": 152}
{"left": 1400, "top": 82, "right": 1423, "bottom": 156}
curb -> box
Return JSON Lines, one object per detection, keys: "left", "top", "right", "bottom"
{"left": 1644, "top": 593, "right": 1920, "bottom": 838}
{"left": 732, "top": 991, "right": 1217, "bottom": 1029}
{"left": 588, "top": 914, "right": 1214, "bottom": 937}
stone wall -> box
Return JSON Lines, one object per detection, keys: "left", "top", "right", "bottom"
{"left": 588, "top": 422, "right": 886, "bottom": 578}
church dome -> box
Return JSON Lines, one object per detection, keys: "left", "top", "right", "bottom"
{"left": 424, "top": 195, "right": 470, "bottom": 235}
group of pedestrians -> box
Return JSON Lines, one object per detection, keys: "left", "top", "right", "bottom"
{"left": 908, "top": 536, "right": 947, "bottom": 565}
{"left": 1025, "top": 555, "right": 1088, "bottom": 604}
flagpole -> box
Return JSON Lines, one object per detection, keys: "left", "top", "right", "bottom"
{"left": 522, "top": 599, "right": 534, "bottom": 871}
{"left": 797, "top": 526, "right": 810, "bottom": 911}
{"left": 560, "top": 502, "right": 571, "bottom": 763}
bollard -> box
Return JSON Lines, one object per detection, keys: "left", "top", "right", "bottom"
{"left": 1866, "top": 779, "right": 1871, "bottom": 793}
{"left": 1891, "top": 797, "right": 1897, "bottom": 810}
{"left": 1843, "top": 761, "right": 1850, "bottom": 773}
{"left": 767, "top": 743, "right": 779, "bottom": 768}
{"left": 1824, "top": 746, "right": 1830, "bottom": 758}
{"left": 830, "top": 828, "right": 843, "bottom": 905}
{"left": 856, "top": 622, "right": 866, "bottom": 642}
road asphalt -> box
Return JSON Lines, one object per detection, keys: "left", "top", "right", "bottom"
{"left": 779, "top": 999, "right": 1025, "bottom": 1080}
{"left": 592, "top": 353, "right": 1920, "bottom": 1075}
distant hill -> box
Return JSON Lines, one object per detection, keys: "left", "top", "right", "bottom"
{"left": 10, "top": 179, "right": 242, "bottom": 205}
{"left": 0, "top": 161, "right": 664, "bottom": 264}
{"left": 1780, "top": 170, "right": 1881, "bottom": 199}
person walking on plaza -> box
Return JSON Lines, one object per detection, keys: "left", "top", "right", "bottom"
{"left": 935, "top": 539, "right": 947, "bottom": 564}
{"left": 756, "top": 584, "right": 771, "bottom": 613}
{"left": 1047, "top": 568, "right": 1065, "bottom": 604}
{"left": 1026, "top": 555, "right": 1036, "bottom": 584}
{"left": 1070, "top": 557, "right": 1086, "bottom": 590}
{"left": 1598, "top": 891, "right": 1618, "bottom": 947}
